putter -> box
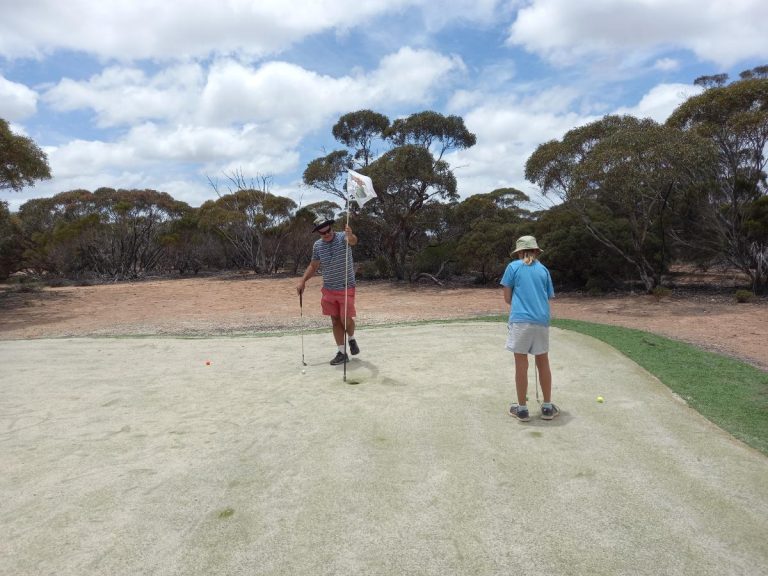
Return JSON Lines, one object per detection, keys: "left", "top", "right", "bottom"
{"left": 299, "top": 292, "right": 306, "bottom": 366}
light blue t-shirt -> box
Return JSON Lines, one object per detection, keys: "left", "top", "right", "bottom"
{"left": 500, "top": 259, "right": 555, "bottom": 325}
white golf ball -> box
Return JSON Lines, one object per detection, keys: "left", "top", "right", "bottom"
{"left": 301, "top": 369, "right": 306, "bottom": 375}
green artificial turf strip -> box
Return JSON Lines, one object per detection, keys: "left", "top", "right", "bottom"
{"left": 552, "top": 318, "right": 768, "bottom": 456}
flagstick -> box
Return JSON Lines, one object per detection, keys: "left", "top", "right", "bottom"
{"left": 343, "top": 196, "right": 350, "bottom": 383}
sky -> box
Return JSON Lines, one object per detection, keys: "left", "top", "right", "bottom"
{"left": 1, "top": 0, "right": 767, "bottom": 213}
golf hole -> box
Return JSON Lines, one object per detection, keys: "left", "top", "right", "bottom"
{"left": 346, "top": 379, "right": 361, "bottom": 385}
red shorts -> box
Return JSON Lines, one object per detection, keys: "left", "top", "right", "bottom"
{"left": 321, "top": 287, "right": 356, "bottom": 317}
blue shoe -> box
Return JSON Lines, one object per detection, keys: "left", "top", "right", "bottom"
{"left": 509, "top": 404, "right": 530, "bottom": 422}
{"left": 541, "top": 404, "right": 560, "bottom": 420}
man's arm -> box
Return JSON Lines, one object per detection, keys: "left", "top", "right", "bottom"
{"left": 503, "top": 285, "right": 512, "bottom": 305}
{"left": 345, "top": 225, "right": 358, "bottom": 247}
{"left": 296, "top": 260, "right": 320, "bottom": 295}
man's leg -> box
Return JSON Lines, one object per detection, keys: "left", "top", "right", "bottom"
{"left": 329, "top": 315, "right": 348, "bottom": 365}
{"left": 331, "top": 315, "right": 345, "bottom": 345}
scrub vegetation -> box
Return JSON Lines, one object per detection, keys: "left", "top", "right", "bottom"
{"left": 2, "top": 67, "right": 767, "bottom": 295}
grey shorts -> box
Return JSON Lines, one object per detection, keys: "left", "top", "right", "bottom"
{"left": 506, "top": 322, "right": 550, "bottom": 355}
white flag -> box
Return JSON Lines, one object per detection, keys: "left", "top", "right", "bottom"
{"left": 347, "top": 169, "right": 377, "bottom": 207}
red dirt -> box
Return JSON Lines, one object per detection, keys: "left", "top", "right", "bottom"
{"left": 1, "top": 275, "right": 766, "bottom": 371}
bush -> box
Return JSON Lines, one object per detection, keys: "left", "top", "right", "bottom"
{"left": 14, "top": 281, "right": 42, "bottom": 293}
{"left": 651, "top": 286, "right": 671, "bottom": 300}
{"left": 356, "top": 256, "right": 392, "bottom": 280}
{"left": 735, "top": 289, "right": 754, "bottom": 303}
{"left": 356, "top": 260, "right": 381, "bottom": 280}
{"left": 45, "top": 277, "right": 73, "bottom": 288}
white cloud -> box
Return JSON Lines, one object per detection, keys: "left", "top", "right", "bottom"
{"left": 447, "top": 96, "right": 597, "bottom": 204}
{"left": 0, "top": 75, "right": 38, "bottom": 120}
{"left": 654, "top": 58, "right": 680, "bottom": 72}
{"left": 15, "top": 47, "right": 463, "bottom": 208}
{"left": 447, "top": 78, "right": 702, "bottom": 204}
{"left": 0, "top": 0, "right": 395, "bottom": 60}
{"left": 44, "top": 64, "right": 205, "bottom": 128}
{"left": 369, "top": 48, "right": 466, "bottom": 103}
{"left": 46, "top": 140, "right": 139, "bottom": 179}
{"left": 42, "top": 47, "right": 463, "bottom": 141}
{"left": 0, "top": 0, "right": 503, "bottom": 61}
{"left": 508, "top": 0, "right": 768, "bottom": 68}
{"left": 614, "top": 83, "right": 703, "bottom": 123}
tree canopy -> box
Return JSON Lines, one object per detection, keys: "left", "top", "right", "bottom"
{"left": 667, "top": 69, "right": 768, "bottom": 291}
{"left": 0, "top": 118, "right": 51, "bottom": 191}
{"left": 527, "top": 115, "right": 716, "bottom": 291}
{"left": 303, "top": 109, "right": 476, "bottom": 280}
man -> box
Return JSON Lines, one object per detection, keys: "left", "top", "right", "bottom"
{"left": 296, "top": 216, "right": 360, "bottom": 365}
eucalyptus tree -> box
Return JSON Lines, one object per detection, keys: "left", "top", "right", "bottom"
{"left": 200, "top": 174, "right": 296, "bottom": 273}
{"left": 449, "top": 188, "right": 533, "bottom": 283}
{"left": 304, "top": 109, "right": 476, "bottom": 279}
{"left": 526, "top": 115, "right": 716, "bottom": 292}
{"left": 18, "top": 188, "right": 189, "bottom": 278}
{"left": 95, "top": 188, "right": 190, "bottom": 277}
{"left": 667, "top": 67, "right": 768, "bottom": 292}
{"left": 531, "top": 201, "right": 636, "bottom": 291}
{"left": 0, "top": 201, "right": 22, "bottom": 279}
{"left": 0, "top": 118, "right": 51, "bottom": 191}
{"left": 332, "top": 110, "right": 390, "bottom": 168}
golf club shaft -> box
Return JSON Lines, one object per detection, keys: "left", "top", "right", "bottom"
{"left": 299, "top": 292, "right": 306, "bottom": 366}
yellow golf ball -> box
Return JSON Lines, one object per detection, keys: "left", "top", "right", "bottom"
{"left": 597, "top": 396, "right": 604, "bottom": 403}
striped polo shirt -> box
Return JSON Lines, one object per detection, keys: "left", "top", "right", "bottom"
{"left": 312, "top": 232, "right": 355, "bottom": 290}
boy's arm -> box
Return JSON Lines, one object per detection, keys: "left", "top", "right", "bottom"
{"left": 503, "top": 286, "right": 512, "bottom": 305}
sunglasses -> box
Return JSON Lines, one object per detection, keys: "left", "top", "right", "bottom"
{"left": 316, "top": 227, "right": 332, "bottom": 235}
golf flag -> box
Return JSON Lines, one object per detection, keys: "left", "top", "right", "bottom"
{"left": 347, "top": 169, "right": 377, "bottom": 207}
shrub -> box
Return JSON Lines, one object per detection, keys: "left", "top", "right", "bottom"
{"left": 735, "top": 289, "right": 754, "bottom": 303}
{"left": 652, "top": 286, "right": 671, "bottom": 300}
{"left": 356, "top": 256, "right": 391, "bottom": 280}
{"left": 14, "top": 282, "right": 42, "bottom": 293}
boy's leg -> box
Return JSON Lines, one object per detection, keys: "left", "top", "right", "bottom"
{"left": 534, "top": 353, "right": 552, "bottom": 403}
{"left": 514, "top": 353, "right": 529, "bottom": 405}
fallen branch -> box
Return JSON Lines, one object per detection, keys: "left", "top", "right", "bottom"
{"left": 413, "top": 272, "right": 444, "bottom": 286}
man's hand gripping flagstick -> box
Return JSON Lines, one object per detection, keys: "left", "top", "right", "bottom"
{"left": 343, "top": 169, "right": 377, "bottom": 382}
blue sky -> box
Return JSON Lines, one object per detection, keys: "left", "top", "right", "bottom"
{"left": 1, "top": 0, "right": 766, "bottom": 212}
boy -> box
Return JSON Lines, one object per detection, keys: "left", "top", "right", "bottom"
{"left": 500, "top": 235, "right": 558, "bottom": 421}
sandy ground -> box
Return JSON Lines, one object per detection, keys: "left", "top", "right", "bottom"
{"left": 1, "top": 275, "right": 766, "bottom": 370}
{"left": 2, "top": 324, "right": 768, "bottom": 576}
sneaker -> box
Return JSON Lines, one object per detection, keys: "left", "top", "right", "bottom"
{"left": 349, "top": 339, "right": 360, "bottom": 355}
{"left": 330, "top": 351, "right": 348, "bottom": 365}
{"left": 509, "top": 404, "right": 530, "bottom": 422}
{"left": 541, "top": 404, "right": 560, "bottom": 420}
